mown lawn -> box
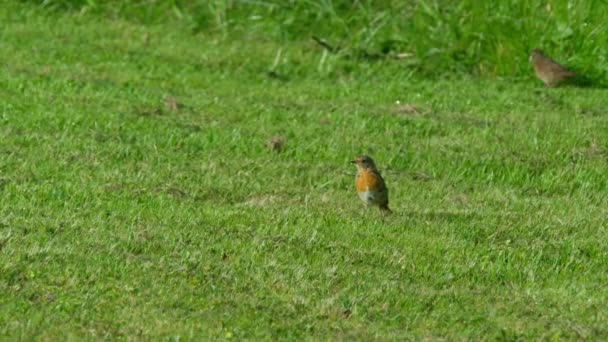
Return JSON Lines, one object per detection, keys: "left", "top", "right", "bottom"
{"left": 1, "top": 3, "right": 608, "bottom": 340}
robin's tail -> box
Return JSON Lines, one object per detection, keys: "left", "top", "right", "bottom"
{"left": 380, "top": 204, "right": 392, "bottom": 214}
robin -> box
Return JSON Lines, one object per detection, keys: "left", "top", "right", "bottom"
{"left": 530, "top": 49, "right": 576, "bottom": 87}
{"left": 351, "top": 155, "right": 391, "bottom": 213}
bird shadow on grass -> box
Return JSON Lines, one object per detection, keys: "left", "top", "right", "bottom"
{"left": 557, "top": 65, "right": 608, "bottom": 89}
{"left": 566, "top": 75, "right": 608, "bottom": 89}
{"left": 390, "top": 209, "right": 509, "bottom": 223}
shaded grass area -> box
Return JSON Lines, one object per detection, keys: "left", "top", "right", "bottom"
{"left": 1, "top": 3, "right": 608, "bottom": 339}
{"left": 18, "top": 0, "right": 608, "bottom": 80}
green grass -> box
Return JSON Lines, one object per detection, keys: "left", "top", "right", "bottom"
{"left": 20, "top": 0, "right": 608, "bottom": 79}
{"left": 2, "top": 2, "right": 608, "bottom": 339}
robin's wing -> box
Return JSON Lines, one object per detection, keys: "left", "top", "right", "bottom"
{"left": 377, "top": 173, "right": 389, "bottom": 205}
{"left": 377, "top": 186, "right": 390, "bottom": 210}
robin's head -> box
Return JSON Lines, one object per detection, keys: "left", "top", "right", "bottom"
{"left": 351, "top": 155, "right": 377, "bottom": 170}
{"left": 529, "top": 49, "right": 545, "bottom": 63}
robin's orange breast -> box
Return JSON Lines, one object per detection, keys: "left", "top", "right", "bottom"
{"left": 356, "top": 169, "right": 383, "bottom": 193}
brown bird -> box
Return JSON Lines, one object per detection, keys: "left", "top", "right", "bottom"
{"left": 351, "top": 155, "right": 391, "bottom": 213}
{"left": 530, "top": 49, "right": 576, "bottom": 87}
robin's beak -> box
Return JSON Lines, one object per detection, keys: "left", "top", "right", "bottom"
{"left": 350, "top": 160, "right": 357, "bottom": 164}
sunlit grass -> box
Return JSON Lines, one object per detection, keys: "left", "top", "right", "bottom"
{"left": 1, "top": 2, "right": 608, "bottom": 339}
